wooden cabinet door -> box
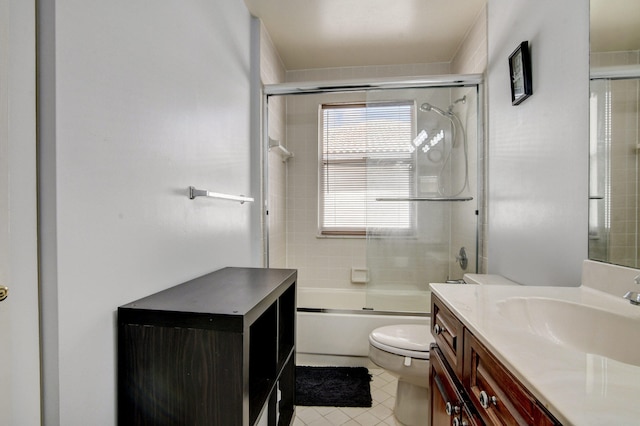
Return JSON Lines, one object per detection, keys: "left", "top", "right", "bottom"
{"left": 119, "top": 324, "right": 244, "bottom": 425}
{"left": 432, "top": 295, "right": 465, "bottom": 377}
{"left": 463, "top": 330, "right": 557, "bottom": 426}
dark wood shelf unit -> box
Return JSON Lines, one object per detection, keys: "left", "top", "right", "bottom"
{"left": 118, "top": 267, "right": 297, "bottom": 426}
{"left": 278, "top": 284, "right": 295, "bottom": 370}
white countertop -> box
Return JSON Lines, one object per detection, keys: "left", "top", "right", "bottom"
{"left": 429, "top": 283, "right": 640, "bottom": 425}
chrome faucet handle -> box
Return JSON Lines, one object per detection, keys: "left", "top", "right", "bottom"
{"left": 624, "top": 291, "right": 640, "bottom": 305}
{"left": 623, "top": 275, "right": 640, "bottom": 305}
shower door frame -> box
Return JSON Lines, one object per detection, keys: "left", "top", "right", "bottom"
{"left": 261, "top": 74, "right": 484, "bottom": 271}
{"left": 589, "top": 65, "right": 640, "bottom": 268}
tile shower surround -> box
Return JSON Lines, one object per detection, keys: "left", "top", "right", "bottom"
{"left": 261, "top": 8, "right": 488, "bottom": 291}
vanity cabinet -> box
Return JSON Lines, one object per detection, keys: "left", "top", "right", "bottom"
{"left": 118, "top": 267, "right": 297, "bottom": 426}
{"left": 431, "top": 294, "right": 560, "bottom": 426}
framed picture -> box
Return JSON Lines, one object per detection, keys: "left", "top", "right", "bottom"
{"left": 508, "top": 41, "right": 532, "bottom": 105}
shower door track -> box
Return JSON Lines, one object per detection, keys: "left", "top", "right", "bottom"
{"left": 263, "top": 74, "right": 483, "bottom": 96}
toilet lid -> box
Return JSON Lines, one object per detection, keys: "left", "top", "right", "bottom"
{"left": 369, "top": 324, "right": 434, "bottom": 359}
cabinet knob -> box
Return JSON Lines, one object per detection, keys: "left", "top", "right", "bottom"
{"left": 453, "top": 418, "right": 468, "bottom": 426}
{"left": 445, "top": 402, "right": 461, "bottom": 416}
{"left": 479, "top": 390, "right": 498, "bottom": 409}
{"left": 434, "top": 324, "right": 443, "bottom": 335}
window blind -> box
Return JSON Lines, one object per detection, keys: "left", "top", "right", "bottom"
{"left": 320, "top": 102, "right": 415, "bottom": 235}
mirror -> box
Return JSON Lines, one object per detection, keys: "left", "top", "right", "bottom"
{"left": 589, "top": 0, "right": 640, "bottom": 268}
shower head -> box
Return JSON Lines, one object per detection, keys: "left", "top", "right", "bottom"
{"left": 419, "top": 102, "right": 448, "bottom": 117}
{"left": 419, "top": 102, "right": 433, "bottom": 112}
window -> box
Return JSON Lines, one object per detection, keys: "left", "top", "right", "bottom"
{"left": 319, "top": 102, "right": 415, "bottom": 236}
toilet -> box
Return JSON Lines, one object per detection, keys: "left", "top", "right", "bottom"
{"left": 369, "top": 275, "right": 522, "bottom": 425}
{"left": 368, "top": 324, "right": 433, "bottom": 426}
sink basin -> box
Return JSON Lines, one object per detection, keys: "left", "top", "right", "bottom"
{"left": 497, "top": 297, "right": 640, "bottom": 366}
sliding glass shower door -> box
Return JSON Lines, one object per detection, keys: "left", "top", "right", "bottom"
{"left": 364, "top": 83, "right": 480, "bottom": 313}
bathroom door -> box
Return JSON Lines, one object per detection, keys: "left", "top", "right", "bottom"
{"left": 0, "top": 0, "right": 41, "bottom": 423}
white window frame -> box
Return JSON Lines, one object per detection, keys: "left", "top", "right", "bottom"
{"left": 318, "top": 101, "right": 416, "bottom": 236}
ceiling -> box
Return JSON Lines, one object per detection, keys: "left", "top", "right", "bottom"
{"left": 244, "top": 1, "right": 640, "bottom": 71}
{"left": 590, "top": 0, "right": 640, "bottom": 53}
{"left": 243, "top": 0, "right": 487, "bottom": 70}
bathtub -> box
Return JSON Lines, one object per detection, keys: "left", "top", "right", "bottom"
{"left": 296, "top": 287, "right": 430, "bottom": 365}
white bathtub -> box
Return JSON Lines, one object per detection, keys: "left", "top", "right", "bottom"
{"left": 296, "top": 287, "right": 430, "bottom": 365}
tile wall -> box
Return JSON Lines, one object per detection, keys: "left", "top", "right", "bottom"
{"left": 284, "top": 90, "right": 372, "bottom": 289}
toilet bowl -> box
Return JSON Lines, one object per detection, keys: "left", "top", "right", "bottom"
{"left": 369, "top": 324, "right": 434, "bottom": 426}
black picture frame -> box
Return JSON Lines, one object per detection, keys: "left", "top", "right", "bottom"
{"left": 508, "top": 41, "right": 532, "bottom": 105}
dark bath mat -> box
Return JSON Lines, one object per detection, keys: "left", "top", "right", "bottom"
{"left": 295, "top": 366, "right": 372, "bottom": 407}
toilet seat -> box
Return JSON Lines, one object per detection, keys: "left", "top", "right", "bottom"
{"left": 369, "top": 324, "right": 433, "bottom": 360}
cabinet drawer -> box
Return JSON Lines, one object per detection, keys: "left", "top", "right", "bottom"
{"left": 431, "top": 345, "right": 482, "bottom": 426}
{"left": 463, "top": 330, "right": 558, "bottom": 426}
{"left": 431, "top": 345, "right": 462, "bottom": 426}
{"left": 432, "top": 295, "right": 465, "bottom": 378}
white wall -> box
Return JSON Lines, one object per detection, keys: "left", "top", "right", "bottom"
{"left": 1, "top": 0, "right": 40, "bottom": 424}
{"left": 487, "top": 0, "right": 589, "bottom": 285}
{"left": 451, "top": 6, "right": 488, "bottom": 76}
{"left": 38, "top": 1, "right": 259, "bottom": 424}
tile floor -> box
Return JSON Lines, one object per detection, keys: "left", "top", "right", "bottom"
{"left": 293, "top": 368, "right": 405, "bottom": 426}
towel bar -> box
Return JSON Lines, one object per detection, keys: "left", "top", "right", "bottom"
{"left": 189, "top": 186, "right": 254, "bottom": 204}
